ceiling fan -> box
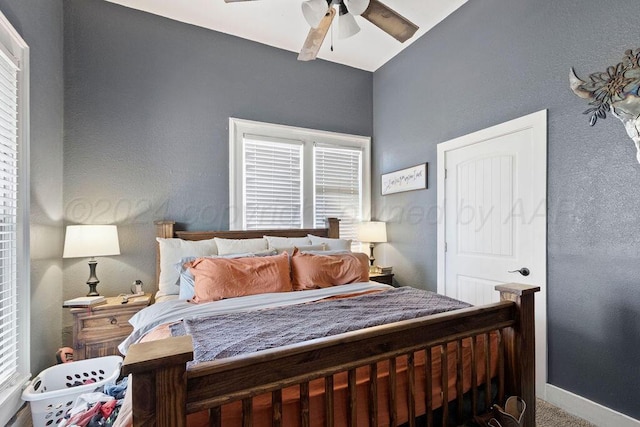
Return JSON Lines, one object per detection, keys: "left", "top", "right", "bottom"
{"left": 224, "top": 0, "right": 419, "bottom": 62}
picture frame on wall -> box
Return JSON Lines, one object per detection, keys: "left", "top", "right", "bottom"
{"left": 381, "top": 163, "right": 428, "bottom": 195}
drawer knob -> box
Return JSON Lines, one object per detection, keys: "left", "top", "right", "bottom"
{"left": 110, "top": 317, "right": 117, "bottom": 325}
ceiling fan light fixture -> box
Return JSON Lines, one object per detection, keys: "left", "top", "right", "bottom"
{"left": 338, "top": 10, "right": 360, "bottom": 39}
{"left": 343, "top": 0, "right": 370, "bottom": 16}
{"left": 302, "top": 0, "right": 330, "bottom": 28}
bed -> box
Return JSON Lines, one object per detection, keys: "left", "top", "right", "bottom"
{"left": 121, "top": 218, "right": 538, "bottom": 427}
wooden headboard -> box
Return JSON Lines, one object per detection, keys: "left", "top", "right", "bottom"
{"left": 154, "top": 218, "right": 340, "bottom": 285}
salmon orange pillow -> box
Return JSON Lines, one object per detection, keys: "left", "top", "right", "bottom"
{"left": 291, "top": 250, "right": 369, "bottom": 290}
{"left": 187, "top": 252, "right": 291, "bottom": 303}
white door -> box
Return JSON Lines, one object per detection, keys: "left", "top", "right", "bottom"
{"left": 437, "top": 110, "right": 547, "bottom": 397}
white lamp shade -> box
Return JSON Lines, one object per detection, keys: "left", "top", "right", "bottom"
{"left": 344, "top": 0, "right": 370, "bottom": 16}
{"left": 338, "top": 12, "right": 360, "bottom": 39}
{"left": 63, "top": 225, "right": 121, "bottom": 258}
{"left": 302, "top": 0, "right": 329, "bottom": 28}
{"left": 357, "top": 221, "right": 387, "bottom": 243}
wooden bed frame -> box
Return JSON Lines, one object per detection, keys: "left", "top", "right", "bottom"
{"left": 123, "top": 219, "right": 538, "bottom": 427}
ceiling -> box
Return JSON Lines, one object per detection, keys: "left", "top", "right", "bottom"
{"left": 104, "top": 0, "right": 467, "bottom": 71}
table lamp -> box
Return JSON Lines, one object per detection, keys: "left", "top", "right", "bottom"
{"left": 63, "top": 225, "right": 120, "bottom": 296}
{"left": 357, "top": 221, "right": 387, "bottom": 269}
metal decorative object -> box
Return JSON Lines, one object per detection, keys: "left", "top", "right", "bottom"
{"left": 570, "top": 49, "right": 640, "bottom": 164}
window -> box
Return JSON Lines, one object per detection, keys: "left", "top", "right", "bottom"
{"left": 230, "top": 118, "right": 370, "bottom": 240}
{"left": 0, "top": 11, "right": 29, "bottom": 425}
{"left": 313, "top": 144, "right": 362, "bottom": 238}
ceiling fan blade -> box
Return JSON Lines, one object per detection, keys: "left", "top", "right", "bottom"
{"left": 298, "top": 7, "right": 336, "bottom": 62}
{"left": 361, "top": 0, "right": 418, "bottom": 43}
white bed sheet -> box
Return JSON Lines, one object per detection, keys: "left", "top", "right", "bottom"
{"left": 119, "top": 282, "right": 392, "bottom": 355}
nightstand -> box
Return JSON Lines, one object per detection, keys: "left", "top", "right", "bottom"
{"left": 369, "top": 273, "right": 394, "bottom": 286}
{"left": 70, "top": 294, "right": 151, "bottom": 360}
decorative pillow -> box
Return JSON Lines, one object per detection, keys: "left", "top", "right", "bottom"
{"left": 214, "top": 237, "right": 268, "bottom": 255}
{"left": 272, "top": 244, "right": 325, "bottom": 255}
{"left": 156, "top": 237, "right": 218, "bottom": 296}
{"left": 307, "top": 234, "right": 352, "bottom": 251}
{"left": 176, "top": 250, "right": 278, "bottom": 300}
{"left": 264, "top": 235, "right": 312, "bottom": 249}
{"left": 188, "top": 252, "right": 292, "bottom": 303}
{"left": 291, "top": 250, "right": 369, "bottom": 290}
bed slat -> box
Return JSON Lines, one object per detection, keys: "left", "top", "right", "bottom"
{"left": 484, "top": 333, "right": 492, "bottom": 411}
{"left": 300, "top": 382, "right": 310, "bottom": 427}
{"left": 456, "top": 339, "right": 464, "bottom": 422}
{"left": 407, "top": 353, "right": 416, "bottom": 427}
{"left": 347, "top": 369, "right": 357, "bottom": 427}
{"left": 324, "top": 376, "right": 334, "bottom": 427}
{"left": 441, "top": 345, "right": 449, "bottom": 427}
{"left": 425, "top": 347, "right": 433, "bottom": 426}
{"left": 471, "top": 335, "right": 478, "bottom": 415}
{"left": 272, "top": 389, "right": 282, "bottom": 427}
{"left": 242, "top": 398, "right": 252, "bottom": 427}
{"left": 209, "top": 406, "right": 221, "bottom": 427}
{"left": 498, "top": 329, "right": 505, "bottom": 405}
{"left": 368, "top": 363, "right": 378, "bottom": 427}
{"left": 388, "top": 358, "right": 397, "bottom": 427}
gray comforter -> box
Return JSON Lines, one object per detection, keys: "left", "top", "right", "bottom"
{"left": 170, "top": 286, "right": 470, "bottom": 365}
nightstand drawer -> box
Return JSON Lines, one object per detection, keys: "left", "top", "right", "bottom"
{"left": 78, "top": 310, "right": 137, "bottom": 331}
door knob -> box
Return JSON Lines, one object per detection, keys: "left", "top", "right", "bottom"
{"left": 508, "top": 267, "right": 530, "bottom": 277}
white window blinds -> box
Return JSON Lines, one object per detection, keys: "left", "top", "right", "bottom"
{"left": 314, "top": 144, "right": 362, "bottom": 241}
{"left": 0, "top": 46, "right": 19, "bottom": 393}
{"left": 230, "top": 118, "right": 370, "bottom": 234}
{"left": 243, "top": 136, "right": 303, "bottom": 229}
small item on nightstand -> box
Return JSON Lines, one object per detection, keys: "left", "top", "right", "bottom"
{"left": 63, "top": 295, "right": 106, "bottom": 308}
{"left": 131, "top": 279, "right": 143, "bottom": 294}
{"left": 371, "top": 265, "right": 393, "bottom": 274}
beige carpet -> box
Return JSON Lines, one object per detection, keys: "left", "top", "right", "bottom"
{"left": 537, "top": 398, "right": 596, "bottom": 427}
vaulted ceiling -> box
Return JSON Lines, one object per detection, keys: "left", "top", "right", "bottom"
{"left": 105, "top": 0, "right": 467, "bottom": 71}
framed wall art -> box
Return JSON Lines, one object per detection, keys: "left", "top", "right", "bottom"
{"left": 381, "top": 163, "right": 427, "bottom": 195}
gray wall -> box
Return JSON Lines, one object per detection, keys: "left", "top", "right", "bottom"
{"left": 63, "top": 0, "right": 372, "bottom": 303}
{"left": 0, "top": 0, "right": 64, "bottom": 375}
{"left": 373, "top": 0, "right": 640, "bottom": 419}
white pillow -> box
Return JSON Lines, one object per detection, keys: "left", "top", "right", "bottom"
{"left": 272, "top": 244, "right": 325, "bottom": 255}
{"left": 307, "top": 234, "right": 352, "bottom": 251}
{"left": 264, "top": 235, "right": 312, "bottom": 249}
{"left": 214, "top": 237, "right": 268, "bottom": 255}
{"left": 302, "top": 249, "right": 351, "bottom": 255}
{"left": 156, "top": 237, "right": 218, "bottom": 296}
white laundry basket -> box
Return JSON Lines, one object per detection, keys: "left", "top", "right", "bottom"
{"left": 22, "top": 355, "right": 122, "bottom": 427}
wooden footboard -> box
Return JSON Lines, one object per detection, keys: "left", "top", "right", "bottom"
{"left": 123, "top": 283, "right": 538, "bottom": 427}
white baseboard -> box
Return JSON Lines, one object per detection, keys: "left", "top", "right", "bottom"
{"left": 544, "top": 384, "right": 640, "bottom": 427}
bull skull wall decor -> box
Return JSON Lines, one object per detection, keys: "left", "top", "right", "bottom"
{"left": 570, "top": 49, "right": 640, "bottom": 164}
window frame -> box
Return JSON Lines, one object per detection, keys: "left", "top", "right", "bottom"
{"left": 229, "top": 118, "right": 371, "bottom": 233}
{"left": 0, "top": 10, "right": 30, "bottom": 426}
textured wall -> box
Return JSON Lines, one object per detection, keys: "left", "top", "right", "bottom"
{"left": 63, "top": 0, "right": 372, "bottom": 302}
{"left": 0, "top": 0, "right": 64, "bottom": 375}
{"left": 373, "top": 0, "right": 640, "bottom": 419}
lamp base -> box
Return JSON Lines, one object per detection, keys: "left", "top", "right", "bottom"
{"left": 86, "top": 283, "right": 99, "bottom": 297}
{"left": 86, "top": 259, "right": 100, "bottom": 297}
{"left": 369, "top": 243, "right": 375, "bottom": 267}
